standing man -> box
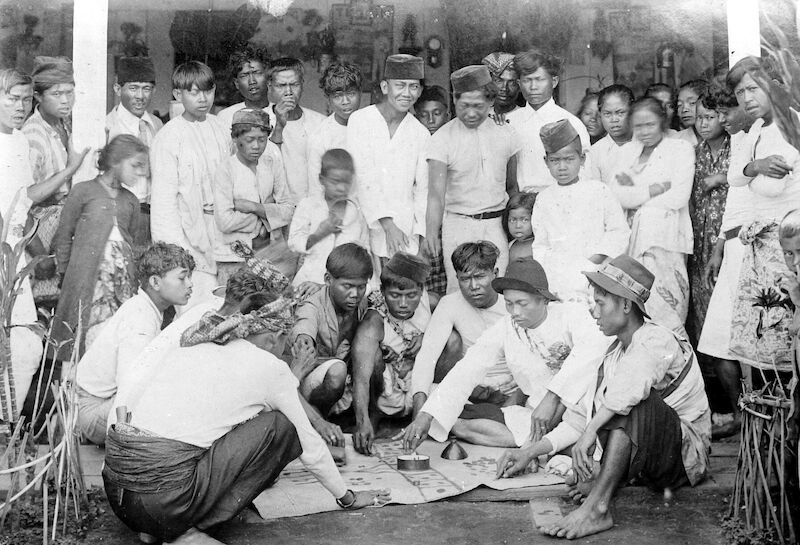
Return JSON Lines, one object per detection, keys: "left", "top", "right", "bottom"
{"left": 424, "top": 65, "right": 520, "bottom": 291}
{"left": 348, "top": 54, "right": 429, "bottom": 261}
{"left": 106, "top": 56, "right": 163, "bottom": 247}
{"left": 266, "top": 57, "right": 326, "bottom": 202}
{"left": 216, "top": 45, "right": 271, "bottom": 133}
{"left": 506, "top": 49, "right": 590, "bottom": 194}
{"left": 481, "top": 52, "right": 520, "bottom": 122}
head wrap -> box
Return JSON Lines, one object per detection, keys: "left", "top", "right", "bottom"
{"left": 180, "top": 295, "right": 296, "bottom": 347}
{"left": 231, "top": 240, "right": 290, "bottom": 294}
{"left": 384, "top": 54, "right": 424, "bottom": 80}
{"left": 539, "top": 119, "right": 580, "bottom": 154}
{"left": 232, "top": 108, "right": 271, "bottom": 130}
{"left": 583, "top": 255, "right": 655, "bottom": 318}
{"left": 451, "top": 65, "right": 492, "bottom": 94}
{"left": 32, "top": 56, "right": 74, "bottom": 86}
{"left": 385, "top": 252, "right": 431, "bottom": 285}
{"left": 492, "top": 258, "right": 558, "bottom": 301}
{"left": 481, "top": 52, "right": 515, "bottom": 78}
{"left": 117, "top": 57, "right": 156, "bottom": 85}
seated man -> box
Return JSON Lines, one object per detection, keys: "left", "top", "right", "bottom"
{"left": 288, "top": 243, "right": 373, "bottom": 447}
{"left": 75, "top": 242, "right": 194, "bottom": 445}
{"left": 526, "top": 255, "right": 709, "bottom": 539}
{"left": 402, "top": 259, "right": 609, "bottom": 450}
{"left": 104, "top": 294, "right": 390, "bottom": 545}
{"left": 111, "top": 250, "right": 290, "bottom": 427}
{"left": 411, "top": 241, "right": 518, "bottom": 417}
{"left": 352, "top": 253, "right": 437, "bottom": 455}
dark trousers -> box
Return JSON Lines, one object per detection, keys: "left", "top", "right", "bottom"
{"left": 104, "top": 411, "right": 301, "bottom": 541}
{"left": 599, "top": 391, "right": 689, "bottom": 491}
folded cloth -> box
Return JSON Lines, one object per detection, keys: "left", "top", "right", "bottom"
{"left": 103, "top": 424, "right": 206, "bottom": 494}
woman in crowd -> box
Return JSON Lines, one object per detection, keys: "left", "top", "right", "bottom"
{"left": 585, "top": 84, "right": 634, "bottom": 184}
{"left": 687, "top": 88, "right": 731, "bottom": 346}
{"left": 22, "top": 56, "right": 90, "bottom": 307}
{"left": 644, "top": 83, "right": 677, "bottom": 133}
{"left": 577, "top": 92, "right": 605, "bottom": 145}
{"left": 609, "top": 97, "right": 695, "bottom": 333}
{"left": 51, "top": 135, "right": 144, "bottom": 360}
{"left": 676, "top": 79, "right": 709, "bottom": 146}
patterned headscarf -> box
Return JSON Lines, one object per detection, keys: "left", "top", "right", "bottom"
{"left": 180, "top": 295, "right": 296, "bottom": 347}
{"left": 481, "top": 52, "right": 515, "bottom": 78}
{"left": 231, "top": 240, "right": 290, "bottom": 294}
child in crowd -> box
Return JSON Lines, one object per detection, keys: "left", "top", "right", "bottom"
{"left": 532, "top": 120, "right": 629, "bottom": 302}
{"left": 415, "top": 84, "right": 450, "bottom": 297}
{"left": 415, "top": 85, "right": 450, "bottom": 135}
{"left": 351, "top": 252, "right": 435, "bottom": 455}
{"left": 676, "top": 79, "right": 710, "bottom": 146}
{"left": 289, "top": 243, "right": 374, "bottom": 447}
{"left": 51, "top": 135, "right": 145, "bottom": 361}
{"left": 75, "top": 242, "right": 194, "bottom": 445}
{"left": 288, "top": 149, "right": 369, "bottom": 288}
{"left": 213, "top": 108, "right": 294, "bottom": 286}
{"left": 307, "top": 62, "right": 363, "bottom": 196}
{"left": 778, "top": 210, "right": 800, "bottom": 381}
{"left": 504, "top": 192, "right": 536, "bottom": 262}
{"left": 150, "top": 61, "right": 230, "bottom": 310}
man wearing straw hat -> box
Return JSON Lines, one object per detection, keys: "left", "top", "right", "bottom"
{"left": 424, "top": 64, "right": 520, "bottom": 293}
{"left": 104, "top": 291, "right": 391, "bottom": 545}
{"left": 535, "top": 255, "right": 710, "bottom": 540}
{"left": 402, "top": 258, "right": 608, "bottom": 451}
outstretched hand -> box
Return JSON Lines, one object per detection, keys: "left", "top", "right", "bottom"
{"left": 496, "top": 448, "right": 537, "bottom": 479}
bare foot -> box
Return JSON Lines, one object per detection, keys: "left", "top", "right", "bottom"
{"left": 565, "top": 461, "right": 600, "bottom": 504}
{"left": 711, "top": 416, "right": 741, "bottom": 440}
{"left": 539, "top": 501, "right": 614, "bottom": 539}
{"left": 166, "top": 527, "right": 225, "bottom": 544}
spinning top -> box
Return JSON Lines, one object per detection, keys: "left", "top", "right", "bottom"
{"left": 441, "top": 437, "right": 468, "bottom": 460}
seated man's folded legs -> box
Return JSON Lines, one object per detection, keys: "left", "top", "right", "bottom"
{"left": 433, "top": 330, "right": 463, "bottom": 383}
{"left": 300, "top": 359, "right": 348, "bottom": 416}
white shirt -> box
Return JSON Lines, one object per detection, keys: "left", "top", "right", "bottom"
{"left": 105, "top": 104, "right": 163, "bottom": 201}
{"left": 150, "top": 114, "right": 231, "bottom": 274}
{"left": 505, "top": 99, "right": 591, "bottom": 193}
{"left": 609, "top": 136, "right": 695, "bottom": 255}
{"left": 347, "top": 105, "right": 430, "bottom": 257}
{"left": 130, "top": 337, "right": 348, "bottom": 498}
{"left": 76, "top": 290, "right": 163, "bottom": 399}
{"left": 422, "top": 303, "right": 610, "bottom": 441}
{"left": 212, "top": 153, "right": 294, "bottom": 262}
{"left": 265, "top": 106, "right": 327, "bottom": 202}
{"left": 532, "top": 178, "right": 630, "bottom": 300}
{"left": 288, "top": 194, "right": 369, "bottom": 286}
{"left": 412, "top": 292, "right": 513, "bottom": 397}
{"left": 728, "top": 117, "right": 800, "bottom": 223}
{"left": 719, "top": 131, "right": 754, "bottom": 233}
{"left": 584, "top": 133, "right": 627, "bottom": 185}
{"left": 306, "top": 113, "right": 349, "bottom": 197}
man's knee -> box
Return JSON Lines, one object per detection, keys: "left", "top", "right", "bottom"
{"left": 324, "top": 360, "right": 348, "bottom": 388}
{"left": 434, "top": 331, "right": 462, "bottom": 383}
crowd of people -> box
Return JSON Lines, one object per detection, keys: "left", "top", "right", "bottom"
{"left": 1, "top": 42, "right": 799, "bottom": 544}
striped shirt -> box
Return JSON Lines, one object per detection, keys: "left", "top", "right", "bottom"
{"left": 21, "top": 107, "right": 71, "bottom": 200}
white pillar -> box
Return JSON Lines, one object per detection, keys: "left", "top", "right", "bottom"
{"left": 72, "top": 0, "right": 109, "bottom": 182}
{"left": 727, "top": 0, "right": 761, "bottom": 66}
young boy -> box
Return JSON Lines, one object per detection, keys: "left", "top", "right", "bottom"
{"left": 351, "top": 252, "right": 436, "bottom": 455}
{"left": 75, "top": 242, "right": 195, "bottom": 445}
{"left": 425, "top": 65, "right": 520, "bottom": 293}
{"left": 288, "top": 149, "right": 369, "bottom": 287}
{"left": 531, "top": 119, "right": 629, "bottom": 303}
{"left": 289, "top": 243, "right": 374, "bottom": 446}
{"left": 150, "top": 61, "right": 230, "bottom": 309}
{"left": 216, "top": 45, "right": 271, "bottom": 132}
{"left": 415, "top": 85, "right": 449, "bottom": 135}
{"left": 307, "top": 62, "right": 363, "bottom": 196}
{"left": 506, "top": 49, "right": 590, "bottom": 193}
{"left": 347, "top": 54, "right": 429, "bottom": 260}
{"left": 213, "top": 108, "right": 294, "bottom": 286}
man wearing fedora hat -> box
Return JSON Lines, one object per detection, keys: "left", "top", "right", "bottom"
{"left": 402, "top": 258, "right": 608, "bottom": 451}
{"left": 347, "top": 54, "right": 430, "bottom": 260}
{"left": 533, "top": 255, "right": 710, "bottom": 540}
{"left": 106, "top": 56, "right": 163, "bottom": 248}
{"left": 424, "top": 64, "right": 521, "bottom": 293}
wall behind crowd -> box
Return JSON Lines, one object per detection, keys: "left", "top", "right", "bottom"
{"left": 1, "top": 0, "right": 732, "bottom": 120}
